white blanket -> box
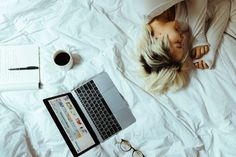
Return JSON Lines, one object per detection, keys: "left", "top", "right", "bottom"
{"left": 0, "top": 0, "right": 236, "bottom": 157}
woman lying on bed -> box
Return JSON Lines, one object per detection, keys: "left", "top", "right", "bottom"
{"left": 135, "top": 0, "right": 230, "bottom": 94}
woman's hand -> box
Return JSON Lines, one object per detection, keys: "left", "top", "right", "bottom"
{"left": 191, "top": 45, "right": 209, "bottom": 59}
{"left": 191, "top": 45, "right": 209, "bottom": 69}
{"left": 194, "top": 60, "right": 209, "bottom": 69}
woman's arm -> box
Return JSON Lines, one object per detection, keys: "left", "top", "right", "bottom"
{"left": 185, "top": 0, "right": 208, "bottom": 49}
{"left": 176, "top": 0, "right": 209, "bottom": 69}
{"left": 199, "top": 0, "right": 231, "bottom": 68}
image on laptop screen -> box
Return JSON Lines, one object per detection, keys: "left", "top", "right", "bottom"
{"left": 47, "top": 94, "right": 98, "bottom": 155}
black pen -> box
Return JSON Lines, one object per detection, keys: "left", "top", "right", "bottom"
{"left": 8, "top": 66, "right": 39, "bottom": 70}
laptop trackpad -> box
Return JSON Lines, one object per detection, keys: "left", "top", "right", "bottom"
{"left": 115, "top": 108, "right": 136, "bottom": 129}
{"left": 102, "top": 87, "right": 127, "bottom": 113}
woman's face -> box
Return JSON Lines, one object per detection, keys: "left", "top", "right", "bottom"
{"left": 150, "top": 20, "right": 189, "bottom": 61}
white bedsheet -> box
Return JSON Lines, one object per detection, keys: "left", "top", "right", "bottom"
{"left": 0, "top": 0, "right": 236, "bottom": 157}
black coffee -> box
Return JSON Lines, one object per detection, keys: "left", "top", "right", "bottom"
{"left": 54, "top": 52, "right": 70, "bottom": 65}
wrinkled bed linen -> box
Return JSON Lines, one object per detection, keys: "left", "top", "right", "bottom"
{"left": 0, "top": 0, "right": 236, "bottom": 157}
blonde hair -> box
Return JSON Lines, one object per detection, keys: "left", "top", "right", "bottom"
{"left": 137, "top": 26, "right": 190, "bottom": 94}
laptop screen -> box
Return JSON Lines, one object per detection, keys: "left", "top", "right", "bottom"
{"left": 44, "top": 93, "right": 99, "bottom": 156}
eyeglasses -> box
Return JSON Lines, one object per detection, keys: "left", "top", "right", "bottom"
{"left": 117, "top": 139, "right": 145, "bottom": 157}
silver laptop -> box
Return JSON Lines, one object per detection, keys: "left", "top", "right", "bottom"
{"left": 43, "top": 72, "right": 136, "bottom": 156}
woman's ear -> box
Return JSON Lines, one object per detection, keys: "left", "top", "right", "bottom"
{"left": 146, "top": 24, "right": 161, "bottom": 39}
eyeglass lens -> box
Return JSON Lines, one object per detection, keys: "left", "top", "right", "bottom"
{"left": 132, "top": 150, "right": 145, "bottom": 157}
{"left": 120, "top": 140, "right": 132, "bottom": 151}
{"left": 119, "top": 139, "right": 145, "bottom": 157}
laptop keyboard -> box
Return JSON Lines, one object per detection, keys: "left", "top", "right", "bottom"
{"left": 75, "top": 80, "right": 122, "bottom": 140}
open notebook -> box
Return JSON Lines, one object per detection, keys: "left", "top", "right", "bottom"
{"left": 0, "top": 44, "right": 40, "bottom": 91}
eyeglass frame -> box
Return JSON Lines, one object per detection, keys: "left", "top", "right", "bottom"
{"left": 116, "top": 139, "right": 145, "bottom": 157}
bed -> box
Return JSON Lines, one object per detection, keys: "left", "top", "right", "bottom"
{"left": 0, "top": 0, "right": 236, "bottom": 157}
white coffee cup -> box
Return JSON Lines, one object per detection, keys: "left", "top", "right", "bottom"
{"left": 53, "top": 50, "right": 73, "bottom": 71}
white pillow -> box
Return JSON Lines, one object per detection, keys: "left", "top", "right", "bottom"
{"left": 130, "top": 0, "right": 184, "bottom": 23}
